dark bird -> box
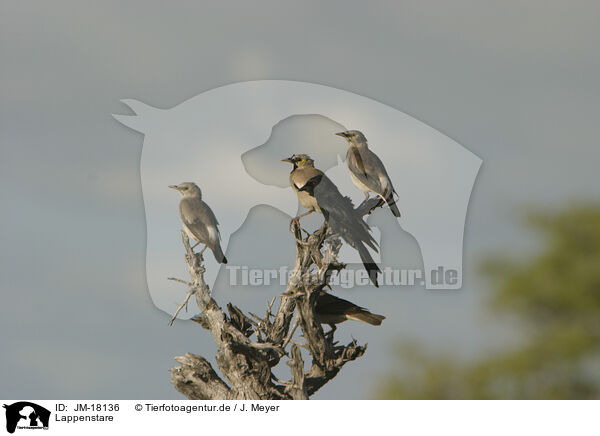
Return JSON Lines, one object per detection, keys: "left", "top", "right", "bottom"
{"left": 336, "top": 130, "right": 401, "bottom": 218}
{"left": 282, "top": 154, "right": 380, "bottom": 286}
{"left": 169, "top": 182, "right": 228, "bottom": 264}
{"left": 316, "top": 292, "right": 385, "bottom": 327}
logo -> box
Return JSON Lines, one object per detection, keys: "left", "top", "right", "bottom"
{"left": 3, "top": 402, "right": 50, "bottom": 433}
{"left": 113, "top": 80, "right": 482, "bottom": 316}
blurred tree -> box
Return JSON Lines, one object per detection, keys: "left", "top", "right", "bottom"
{"left": 377, "top": 206, "right": 600, "bottom": 399}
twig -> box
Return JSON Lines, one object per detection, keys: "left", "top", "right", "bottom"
{"left": 168, "top": 286, "right": 197, "bottom": 326}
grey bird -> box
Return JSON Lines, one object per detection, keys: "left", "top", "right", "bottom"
{"left": 282, "top": 154, "right": 380, "bottom": 286}
{"left": 335, "top": 130, "right": 401, "bottom": 218}
{"left": 169, "top": 182, "right": 227, "bottom": 264}
{"left": 316, "top": 292, "right": 385, "bottom": 327}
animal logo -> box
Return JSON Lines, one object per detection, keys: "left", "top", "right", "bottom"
{"left": 113, "top": 80, "right": 481, "bottom": 317}
{"left": 3, "top": 402, "right": 50, "bottom": 433}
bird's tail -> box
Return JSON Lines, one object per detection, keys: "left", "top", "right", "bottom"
{"left": 348, "top": 310, "right": 386, "bottom": 326}
{"left": 387, "top": 198, "right": 401, "bottom": 218}
{"left": 212, "top": 242, "right": 228, "bottom": 264}
{"left": 383, "top": 191, "right": 401, "bottom": 218}
{"left": 358, "top": 244, "right": 381, "bottom": 287}
{"left": 325, "top": 196, "right": 380, "bottom": 286}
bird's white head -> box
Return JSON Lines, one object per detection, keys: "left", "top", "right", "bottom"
{"left": 168, "top": 182, "right": 202, "bottom": 199}
{"left": 335, "top": 130, "right": 368, "bottom": 147}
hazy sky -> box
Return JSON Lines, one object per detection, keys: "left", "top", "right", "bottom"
{"left": 1, "top": 1, "right": 599, "bottom": 399}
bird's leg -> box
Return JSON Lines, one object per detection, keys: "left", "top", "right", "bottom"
{"left": 191, "top": 242, "right": 207, "bottom": 254}
{"left": 289, "top": 210, "right": 314, "bottom": 234}
{"left": 325, "top": 323, "right": 337, "bottom": 341}
{"left": 191, "top": 243, "right": 207, "bottom": 261}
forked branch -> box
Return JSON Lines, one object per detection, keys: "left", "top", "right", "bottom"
{"left": 170, "top": 202, "right": 376, "bottom": 399}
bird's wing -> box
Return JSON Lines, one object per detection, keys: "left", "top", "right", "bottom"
{"left": 316, "top": 292, "right": 367, "bottom": 315}
{"left": 316, "top": 292, "right": 385, "bottom": 325}
{"left": 367, "top": 150, "right": 397, "bottom": 197}
{"left": 347, "top": 147, "right": 368, "bottom": 179}
{"left": 347, "top": 148, "right": 381, "bottom": 193}
{"left": 347, "top": 148, "right": 396, "bottom": 197}
{"left": 180, "top": 199, "right": 221, "bottom": 243}
{"left": 313, "top": 175, "right": 378, "bottom": 252}
{"left": 313, "top": 174, "right": 381, "bottom": 285}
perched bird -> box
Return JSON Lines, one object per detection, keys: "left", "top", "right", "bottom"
{"left": 316, "top": 292, "right": 385, "bottom": 327}
{"left": 335, "top": 130, "right": 401, "bottom": 218}
{"left": 282, "top": 154, "right": 380, "bottom": 286}
{"left": 169, "top": 182, "right": 227, "bottom": 264}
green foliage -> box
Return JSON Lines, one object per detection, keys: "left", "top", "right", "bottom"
{"left": 377, "top": 205, "right": 600, "bottom": 399}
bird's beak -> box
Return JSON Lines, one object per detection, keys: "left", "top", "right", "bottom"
{"left": 168, "top": 185, "right": 179, "bottom": 190}
{"left": 335, "top": 131, "right": 348, "bottom": 138}
{"left": 281, "top": 157, "right": 293, "bottom": 163}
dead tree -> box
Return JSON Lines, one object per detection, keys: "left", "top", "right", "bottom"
{"left": 169, "top": 199, "right": 382, "bottom": 399}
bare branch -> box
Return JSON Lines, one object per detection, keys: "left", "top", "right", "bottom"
{"left": 170, "top": 353, "right": 231, "bottom": 400}
{"left": 171, "top": 198, "right": 379, "bottom": 399}
{"left": 168, "top": 286, "right": 197, "bottom": 326}
{"left": 286, "top": 345, "right": 308, "bottom": 400}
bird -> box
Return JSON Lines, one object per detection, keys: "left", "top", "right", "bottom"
{"left": 282, "top": 154, "right": 380, "bottom": 286}
{"left": 335, "top": 130, "right": 401, "bottom": 218}
{"left": 316, "top": 292, "right": 385, "bottom": 328}
{"left": 169, "top": 182, "right": 228, "bottom": 264}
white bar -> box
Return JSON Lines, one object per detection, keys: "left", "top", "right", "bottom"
{"left": 1, "top": 400, "right": 596, "bottom": 436}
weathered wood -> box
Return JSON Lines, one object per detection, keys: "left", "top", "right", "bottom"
{"left": 286, "top": 345, "right": 308, "bottom": 400}
{"left": 171, "top": 203, "right": 375, "bottom": 399}
{"left": 170, "top": 353, "right": 231, "bottom": 400}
